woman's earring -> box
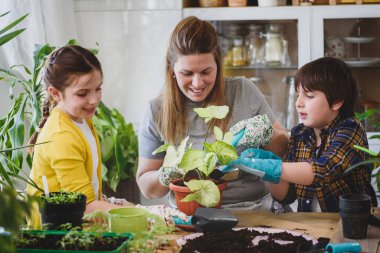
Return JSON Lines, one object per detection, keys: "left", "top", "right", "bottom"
{"left": 173, "top": 74, "right": 176, "bottom": 79}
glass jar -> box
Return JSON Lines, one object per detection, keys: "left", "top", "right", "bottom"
{"left": 232, "top": 37, "right": 246, "bottom": 67}
{"left": 263, "top": 24, "right": 284, "bottom": 65}
{"left": 246, "top": 24, "right": 264, "bottom": 65}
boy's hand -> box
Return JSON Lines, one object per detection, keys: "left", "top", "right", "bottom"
{"left": 158, "top": 166, "right": 184, "bottom": 187}
{"left": 223, "top": 149, "right": 282, "bottom": 184}
{"left": 230, "top": 114, "right": 273, "bottom": 148}
{"left": 240, "top": 148, "right": 281, "bottom": 160}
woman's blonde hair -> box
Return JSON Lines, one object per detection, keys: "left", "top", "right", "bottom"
{"left": 156, "top": 16, "right": 229, "bottom": 145}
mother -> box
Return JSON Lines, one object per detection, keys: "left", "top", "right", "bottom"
{"left": 137, "top": 16, "right": 289, "bottom": 209}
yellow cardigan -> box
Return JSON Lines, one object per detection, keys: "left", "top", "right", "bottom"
{"left": 27, "top": 107, "right": 102, "bottom": 227}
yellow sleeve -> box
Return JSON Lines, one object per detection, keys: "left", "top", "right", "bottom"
{"left": 44, "top": 130, "right": 96, "bottom": 202}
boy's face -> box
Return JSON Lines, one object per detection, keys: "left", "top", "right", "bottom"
{"left": 296, "top": 85, "right": 342, "bottom": 130}
{"left": 49, "top": 70, "right": 103, "bottom": 123}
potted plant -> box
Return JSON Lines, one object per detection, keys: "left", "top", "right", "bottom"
{"left": 153, "top": 105, "right": 238, "bottom": 215}
{"left": 92, "top": 102, "right": 139, "bottom": 203}
{"left": 39, "top": 190, "right": 87, "bottom": 230}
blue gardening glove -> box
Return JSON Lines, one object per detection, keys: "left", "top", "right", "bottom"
{"left": 230, "top": 114, "right": 273, "bottom": 148}
{"left": 240, "top": 148, "right": 281, "bottom": 160}
{"left": 223, "top": 149, "right": 282, "bottom": 184}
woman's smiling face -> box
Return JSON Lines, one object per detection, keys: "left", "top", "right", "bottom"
{"left": 173, "top": 53, "right": 217, "bottom": 102}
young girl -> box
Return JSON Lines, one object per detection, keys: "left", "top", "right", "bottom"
{"left": 27, "top": 45, "right": 122, "bottom": 227}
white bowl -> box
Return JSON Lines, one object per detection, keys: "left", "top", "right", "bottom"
{"left": 258, "top": 0, "right": 286, "bottom": 7}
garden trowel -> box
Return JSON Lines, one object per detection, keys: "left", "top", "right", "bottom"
{"left": 191, "top": 207, "right": 239, "bottom": 232}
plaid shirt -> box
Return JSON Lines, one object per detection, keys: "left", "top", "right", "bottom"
{"left": 281, "top": 116, "right": 377, "bottom": 212}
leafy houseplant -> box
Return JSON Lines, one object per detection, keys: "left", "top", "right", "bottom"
{"left": 93, "top": 102, "right": 139, "bottom": 203}
{"left": 154, "top": 105, "right": 238, "bottom": 215}
{"left": 347, "top": 108, "right": 380, "bottom": 191}
{"left": 0, "top": 11, "right": 43, "bottom": 253}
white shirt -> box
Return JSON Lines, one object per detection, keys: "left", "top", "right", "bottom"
{"left": 73, "top": 120, "right": 99, "bottom": 199}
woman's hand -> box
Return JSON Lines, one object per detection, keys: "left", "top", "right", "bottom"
{"left": 230, "top": 114, "right": 273, "bottom": 148}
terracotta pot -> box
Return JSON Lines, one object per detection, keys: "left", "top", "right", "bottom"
{"left": 169, "top": 179, "right": 227, "bottom": 216}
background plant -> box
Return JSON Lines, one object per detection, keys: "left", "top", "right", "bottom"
{"left": 0, "top": 11, "right": 40, "bottom": 253}
{"left": 93, "top": 101, "right": 138, "bottom": 192}
{"left": 347, "top": 108, "right": 380, "bottom": 191}
{"left": 154, "top": 105, "right": 238, "bottom": 207}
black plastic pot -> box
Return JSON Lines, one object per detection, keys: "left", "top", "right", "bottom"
{"left": 339, "top": 194, "right": 371, "bottom": 239}
{"left": 40, "top": 192, "right": 87, "bottom": 229}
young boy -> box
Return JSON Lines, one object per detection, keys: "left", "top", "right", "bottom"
{"left": 227, "top": 57, "right": 377, "bottom": 212}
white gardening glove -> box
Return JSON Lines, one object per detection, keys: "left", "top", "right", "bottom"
{"left": 230, "top": 114, "right": 273, "bottom": 148}
{"left": 158, "top": 166, "right": 185, "bottom": 187}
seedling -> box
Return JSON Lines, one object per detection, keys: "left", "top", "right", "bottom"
{"left": 42, "top": 190, "right": 81, "bottom": 204}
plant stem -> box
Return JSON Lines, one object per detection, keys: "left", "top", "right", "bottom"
{"left": 204, "top": 121, "right": 212, "bottom": 150}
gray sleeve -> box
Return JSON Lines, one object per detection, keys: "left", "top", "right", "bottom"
{"left": 138, "top": 102, "right": 165, "bottom": 159}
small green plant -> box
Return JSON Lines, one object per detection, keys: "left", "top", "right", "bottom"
{"left": 58, "top": 228, "right": 96, "bottom": 251}
{"left": 42, "top": 190, "right": 81, "bottom": 204}
{"left": 129, "top": 213, "right": 174, "bottom": 253}
{"left": 154, "top": 105, "right": 238, "bottom": 207}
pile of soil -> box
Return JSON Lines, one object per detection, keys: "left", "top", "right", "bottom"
{"left": 180, "top": 228, "right": 313, "bottom": 253}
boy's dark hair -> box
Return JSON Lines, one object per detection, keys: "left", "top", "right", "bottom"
{"left": 295, "top": 57, "right": 357, "bottom": 119}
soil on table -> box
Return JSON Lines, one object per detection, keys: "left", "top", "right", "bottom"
{"left": 15, "top": 233, "right": 128, "bottom": 251}
{"left": 180, "top": 228, "right": 313, "bottom": 253}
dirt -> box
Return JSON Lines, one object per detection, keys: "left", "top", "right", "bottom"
{"left": 15, "top": 233, "right": 129, "bottom": 251}
{"left": 180, "top": 228, "right": 316, "bottom": 253}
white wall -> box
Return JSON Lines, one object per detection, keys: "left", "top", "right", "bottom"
{"left": 74, "top": 0, "right": 182, "bottom": 129}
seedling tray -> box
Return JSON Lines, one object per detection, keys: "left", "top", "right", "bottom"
{"left": 16, "top": 230, "right": 134, "bottom": 253}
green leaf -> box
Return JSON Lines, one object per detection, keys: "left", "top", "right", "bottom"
{"left": 203, "top": 152, "right": 218, "bottom": 176}
{"left": 223, "top": 131, "right": 233, "bottom": 145}
{"left": 369, "top": 135, "right": 380, "bottom": 140}
{"left": 182, "top": 180, "right": 220, "bottom": 207}
{"left": 162, "top": 136, "right": 189, "bottom": 168}
{"left": 179, "top": 149, "right": 206, "bottom": 172}
{"left": 152, "top": 144, "right": 169, "bottom": 155}
{"left": 353, "top": 145, "right": 379, "bottom": 157}
{"left": 0, "top": 29, "right": 25, "bottom": 46}
{"left": 204, "top": 140, "right": 238, "bottom": 165}
{"left": 345, "top": 158, "right": 380, "bottom": 174}
{"left": 0, "top": 13, "right": 28, "bottom": 36}
{"left": 162, "top": 146, "right": 178, "bottom": 168}
{"left": 194, "top": 105, "right": 229, "bottom": 123}
{"left": 214, "top": 126, "right": 223, "bottom": 141}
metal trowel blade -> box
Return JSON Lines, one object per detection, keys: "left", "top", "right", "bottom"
{"left": 192, "top": 207, "right": 239, "bottom": 232}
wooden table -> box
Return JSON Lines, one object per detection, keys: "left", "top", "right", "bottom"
{"left": 160, "top": 208, "right": 380, "bottom": 253}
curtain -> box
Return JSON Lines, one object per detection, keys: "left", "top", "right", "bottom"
{"left": 0, "top": 0, "right": 77, "bottom": 71}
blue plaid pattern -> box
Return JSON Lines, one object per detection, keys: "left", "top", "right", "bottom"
{"left": 281, "top": 116, "right": 377, "bottom": 212}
